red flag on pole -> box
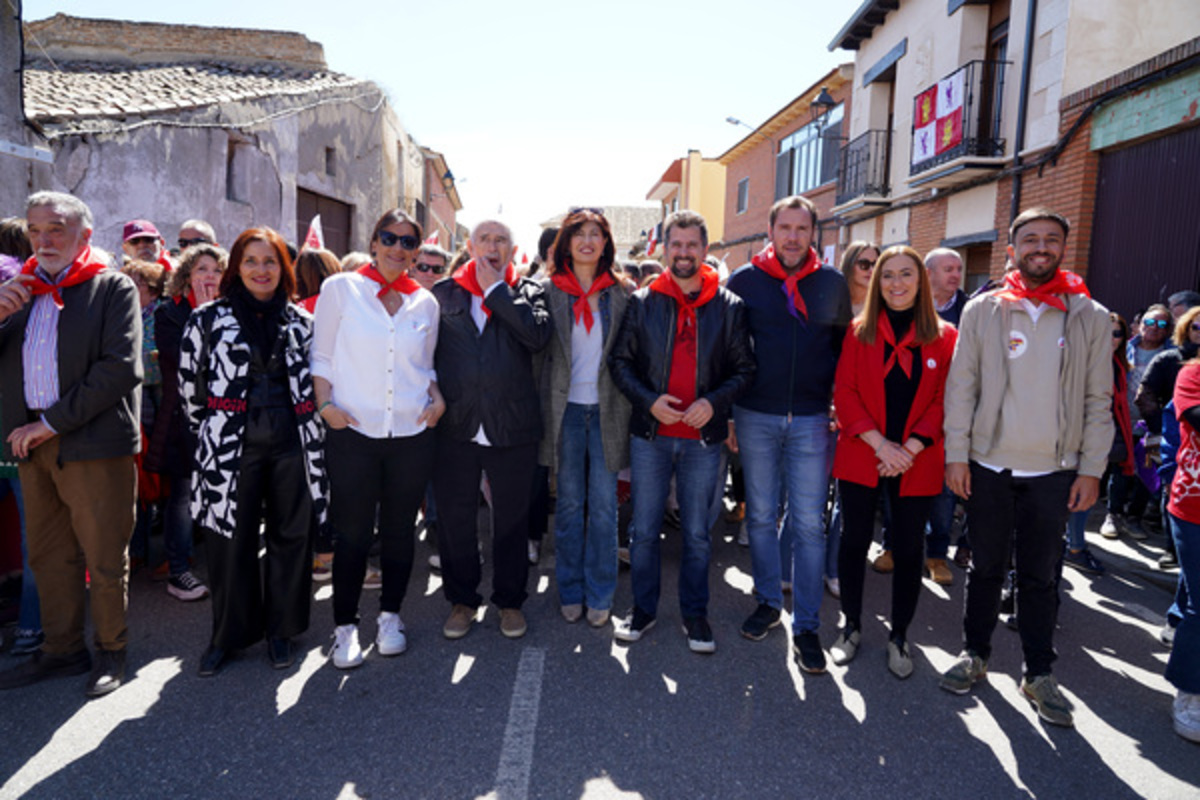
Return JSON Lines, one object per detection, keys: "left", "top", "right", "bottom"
{"left": 302, "top": 215, "right": 324, "bottom": 251}
{"left": 424, "top": 231, "right": 439, "bottom": 246}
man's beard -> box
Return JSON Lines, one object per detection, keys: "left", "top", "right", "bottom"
{"left": 670, "top": 257, "right": 698, "bottom": 281}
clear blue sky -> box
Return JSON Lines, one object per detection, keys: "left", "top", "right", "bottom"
{"left": 23, "top": 0, "right": 858, "bottom": 250}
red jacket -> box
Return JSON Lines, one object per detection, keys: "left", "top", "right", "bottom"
{"left": 833, "top": 320, "right": 958, "bottom": 495}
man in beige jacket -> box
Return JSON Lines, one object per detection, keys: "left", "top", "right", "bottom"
{"left": 938, "top": 208, "right": 1112, "bottom": 728}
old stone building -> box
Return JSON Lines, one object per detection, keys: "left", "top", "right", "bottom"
{"left": 2, "top": 14, "right": 460, "bottom": 257}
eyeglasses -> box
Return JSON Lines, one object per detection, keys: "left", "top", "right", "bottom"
{"left": 178, "top": 237, "right": 211, "bottom": 249}
{"left": 855, "top": 259, "right": 876, "bottom": 271}
{"left": 128, "top": 236, "right": 158, "bottom": 246}
{"left": 415, "top": 262, "right": 445, "bottom": 274}
{"left": 1190, "top": 323, "right": 1200, "bottom": 333}
{"left": 1144, "top": 319, "right": 1170, "bottom": 329}
{"left": 378, "top": 231, "right": 419, "bottom": 250}
{"left": 568, "top": 206, "right": 604, "bottom": 216}
{"left": 1112, "top": 330, "right": 1124, "bottom": 338}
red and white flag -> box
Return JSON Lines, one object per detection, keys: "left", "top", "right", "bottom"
{"left": 302, "top": 215, "right": 324, "bottom": 251}
{"left": 912, "top": 66, "right": 966, "bottom": 167}
{"left": 646, "top": 222, "right": 661, "bottom": 256}
{"left": 424, "top": 230, "right": 439, "bottom": 246}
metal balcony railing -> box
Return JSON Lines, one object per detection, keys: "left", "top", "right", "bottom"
{"left": 909, "top": 59, "right": 1010, "bottom": 176}
{"left": 836, "top": 129, "right": 892, "bottom": 206}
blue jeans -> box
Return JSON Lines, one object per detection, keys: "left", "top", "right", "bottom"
{"left": 1166, "top": 513, "right": 1199, "bottom": 693}
{"left": 164, "top": 471, "right": 194, "bottom": 576}
{"left": 1065, "top": 507, "right": 1090, "bottom": 551}
{"left": 555, "top": 404, "right": 618, "bottom": 611}
{"left": 735, "top": 407, "right": 833, "bottom": 633}
{"left": 926, "top": 483, "right": 957, "bottom": 559}
{"left": 629, "top": 435, "right": 722, "bottom": 618}
{"left": 0, "top": 477, "right": 39, "bottom": 632}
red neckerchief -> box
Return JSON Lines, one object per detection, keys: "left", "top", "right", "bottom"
{"left": 993, "top": 269, "right": 1090, "bottom": 312}
{"left": 751, "top": 244, "right": 821, "bottom": 320}
{"left": 20, "top": 247, "right": 108, "bottom": 309}
{"left": 358, "top": 264, "right": 420, "bottom": 298}
{"left": 157, "top": 253, "right": 174, "bottom": 274}
{"left": 551, "top": 268, "right": 615, "bottom": 333}
{"left": 649, "top": 265, "right": 720, "bottom": 337}
{"left": 878, "top": 311, "right": 917, "bottom": 378}
{"left": 452, "top": 259, "right": 517, "bottom": 318}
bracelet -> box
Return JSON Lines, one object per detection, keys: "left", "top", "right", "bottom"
{"left": 318, "top": 400, "right": 333, "bottom": 413}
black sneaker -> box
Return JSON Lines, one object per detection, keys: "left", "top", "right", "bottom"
{"left": 613, "top": 607, "right": 656, "bottom": 643}
{"left": 740, "top": 603, "right": 782, "bottom": 641}
{"left": 683, "top": 616, "right": 716, "bottom": 654}
{"left": 792, "top": 631, "right": 827, "bottom": 674}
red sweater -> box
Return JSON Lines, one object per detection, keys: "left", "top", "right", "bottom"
{"left": 833, "top": 321, "right": 958, "bottom": 495}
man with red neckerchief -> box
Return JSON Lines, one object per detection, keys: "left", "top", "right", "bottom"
{"left": 725, "top": 195, "right": 851, "bottom": 673}
{"left": 939, "top": 207, "right": 1112, "bottom": 728}
{"left": 609, "top": 210, "right": 755, "bottom": 654}
{"left": 431, "top": 219, "right": 551, "bottom": 641}
{"left": 0, "top": 192, "right": 142, "bottom": 698}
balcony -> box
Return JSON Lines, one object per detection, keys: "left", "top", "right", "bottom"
{"left": 908, "top": 59, "right": 1010, "bottom": 188}
{"left": 834, "top": 129, "right": 892, "bottom": 212}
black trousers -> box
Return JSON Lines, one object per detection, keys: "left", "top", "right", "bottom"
{"left": 963, "top": 463, "right": 1074, "bottom": 676}
{"left": 838, "top": 478, "right": 932, "bottom": 641}
{"left": 328, "top": 427, "right": 435, "bottom": 625}
{"left": 207, "top": 408, "right": 313, "bottom": 651}
{"left": 433, "top": 435, "right": 536, "bottom": 610}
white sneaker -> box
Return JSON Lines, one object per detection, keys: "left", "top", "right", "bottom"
{"left": 1173, "top": 691, "right": 1200, "bottom": 743}
{"left": 376, "top": 612, "right": 407, "bottom": 656}
{"left": 331, "top": 624, "right": 363, "bottom": 669}
{"left": 1100, "top": 513, "right": 1121, "bottom": 539}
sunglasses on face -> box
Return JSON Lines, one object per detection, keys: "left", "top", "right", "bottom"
{"left": 855, "top": 259, "right": 876, "bottom": 271}
{"left": 178, "top": 237, "right": 211, "bottom": 249}
{"left": 1191, "top": 323, "right": 1200, "bottom": 333}
{"left": 378, "top": 231, "right": 419, "bottom": 250}
{"left": 128, "top": 236, "right": 158, "bottom": 246}
{"left": 569, "top": 206, "right": 604, "bottom": 216}
{"left": 1112, "top": 330, "right": 1124, "bottom": 338}
{"left": 415, "top": 262, "right": 445, "bottom": 274}
{"left": 1144, "top": 319, "right": 1170, "bottom": 329}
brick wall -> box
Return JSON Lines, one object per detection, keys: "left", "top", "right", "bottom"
{"left": 25, "top": 14, "right": 327, "bottom": 70}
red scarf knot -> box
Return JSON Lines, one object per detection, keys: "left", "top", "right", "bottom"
{"left": 452, "top": 259, "right": 517, "bottom": 318}
{"left": 994, "top": 269, "right": 1090, "bottom": 312}
{"left": 751, "top": 244, "right": 821, "bottom": 321}
{"left": 649, "top": 265, "right": 720, "bottom": 338}
{"left": 20, "top": 246, "right": 109, "bottom": 309}
{"left": 877, "top": 312, "right": 917, "bottom": 378}
{"left": 358, "top": 264, "right": 420, "bottom": 299}
{"left": 551, "top": 269, "right": 615, "bottom": 333}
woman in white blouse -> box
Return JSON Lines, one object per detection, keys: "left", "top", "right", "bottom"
{"left": 312, "top": 209, "right": 445, "bottom": 668}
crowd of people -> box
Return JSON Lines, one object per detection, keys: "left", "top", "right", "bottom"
{"left": 0, "top": 190, "right": 1195, "bottom": 745}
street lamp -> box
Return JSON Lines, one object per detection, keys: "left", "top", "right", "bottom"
{"left": 809, "top": 86, "right": 837, "bottom": 128}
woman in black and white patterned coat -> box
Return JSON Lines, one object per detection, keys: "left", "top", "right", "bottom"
{"left": 179, "top": 227, "right": 328, "bottom": 677}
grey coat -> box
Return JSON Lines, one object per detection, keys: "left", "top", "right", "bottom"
{"left": 537, "top": 276, "right": 631, "bottom": 473}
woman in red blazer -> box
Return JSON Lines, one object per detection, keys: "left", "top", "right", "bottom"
{"left": 830, "top": 245, "right": 957, "bottom": 679}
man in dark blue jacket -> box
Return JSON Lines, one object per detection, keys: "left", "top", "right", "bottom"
{"left": 432, "top": 220, "right": 551, "bottom": 642}
{"left": 726, "top": 195, "right": 851, "bottom": 673}
{"left": 609, "top": 210, "right": 755, "bottom": 654}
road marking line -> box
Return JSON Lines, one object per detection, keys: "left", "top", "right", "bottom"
{"left": 494, "top": 647, "right": 546, "bottom": 800}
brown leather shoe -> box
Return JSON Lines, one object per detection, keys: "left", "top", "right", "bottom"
{"left": 926, "top": 558, "right": 954, "bottom": 586}
{"left": 499, "top": 608, "right": 527, "bottom": 639}
{"left": 0, "top": 649, "right": 91, "bottom": 691}
{"left": 443, "top": 604, "right": 476, "bottom": 640}
{"left": 872, "top": 550, "right": 894, "bottom": 573}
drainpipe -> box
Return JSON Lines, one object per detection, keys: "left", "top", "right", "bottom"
{"left": 1009, "top": 0, "right": 1039, "bottom": 223}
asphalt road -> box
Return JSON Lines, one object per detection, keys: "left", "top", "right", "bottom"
{"left": 1, "top": 508, "right": 1197, "bottom": 799}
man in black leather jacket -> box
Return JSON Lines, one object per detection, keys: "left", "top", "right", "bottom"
{"left": 609, "top": 210, "right": 755, "bottom": 654}
{"left": 432, "top": 220, "right": 551, "bottom": 641}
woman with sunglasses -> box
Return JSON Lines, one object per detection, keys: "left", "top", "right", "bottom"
{"left": 312, "top": 209, "right": 445, "bottom": 668}
{"left": 538, "top": 209, "right": 631, "bottom": 626}
{"left": 829, "top": 246, "right": 956, "bottom": 678}
{"left": 179, "top": 228, "right": 327, "bottom": 676}
{"left": 840, "top": 241, "right": 879, "bottom": 317}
